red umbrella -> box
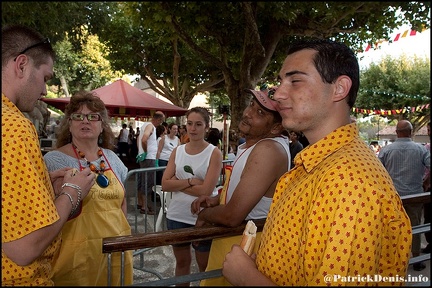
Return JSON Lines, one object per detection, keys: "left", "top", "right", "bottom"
{"left": 41, "top": 79, "right": 188, "bottom": 118}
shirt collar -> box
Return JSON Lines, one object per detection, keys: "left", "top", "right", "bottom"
{"left": 2, "top": 93, "right": 24, "bottom": 117}
{"left": 296, "top": 123, "right": 359, "bottom": 172}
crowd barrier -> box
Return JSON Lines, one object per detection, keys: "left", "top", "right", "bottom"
{"left": 105, "top": 165, "right": 431, "bottom": 286}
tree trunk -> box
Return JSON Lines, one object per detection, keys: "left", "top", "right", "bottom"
{"left": 60, "top": 75, "right": 70, "bottom": 98}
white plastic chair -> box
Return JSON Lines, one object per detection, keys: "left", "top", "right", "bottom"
{"left": 154, "top": 185, "right": 172, "bottom": 232}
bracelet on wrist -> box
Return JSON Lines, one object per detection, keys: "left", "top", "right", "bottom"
{"left": 188, "top": 178, "right": 193, "bottom": 187}
{"left": 61, "top": 183, "right": 83, "bottom": 216}
{"left": 61, "top": 182, "right": 83, "bottom": 194}
{"left": 57, "top": 192, "right": 74, "bottom": 208}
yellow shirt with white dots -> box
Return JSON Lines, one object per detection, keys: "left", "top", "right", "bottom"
{"left": 256, "top": 123, "right": 412, "bottom": 286}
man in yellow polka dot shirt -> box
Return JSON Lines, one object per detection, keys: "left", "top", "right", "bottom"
{"left": 222, "top": 39, "right": 412, "bottom": 286}
{"left": 2, "top": 25, "right": 95, "bottom": 286}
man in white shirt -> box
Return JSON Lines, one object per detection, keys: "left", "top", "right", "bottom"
{"left": 136, "top": 111, "right": 165, "bottom": 214}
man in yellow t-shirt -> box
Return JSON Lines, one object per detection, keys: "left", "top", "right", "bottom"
{"left": 222, "top": 39, "right": 412, "bottom": 286}
{"left": 2, "top": 24, "right": 94, "bottom": 286}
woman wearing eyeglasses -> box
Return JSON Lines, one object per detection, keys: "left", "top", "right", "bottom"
{"left": 43, "top": 91, "right": 133, "bottom": 286}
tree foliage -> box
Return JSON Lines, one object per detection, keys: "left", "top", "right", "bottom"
{"left": 2, "top": 2, "right": 124, "bottom": 96}
{"left": 356, "top": 54, "right": 430, "bottom": 132}
{"left": 96, "top": 2, "right": 430, "bottom": 130}
{"left": 2, "top": 1, "right": 430, "bottom": 133}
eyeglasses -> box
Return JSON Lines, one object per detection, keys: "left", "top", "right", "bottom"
{"left": 70, "top": 113, "right": 102, "bottom": 122}
{"left": 13, "top": 38, "right": 51, "bottom": 61}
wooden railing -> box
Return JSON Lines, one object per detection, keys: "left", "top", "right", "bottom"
{"left": 104, "top": 192, "right": 430, "bottom": 286}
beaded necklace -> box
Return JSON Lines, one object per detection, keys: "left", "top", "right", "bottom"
{"left": 72, "top": 143, "right": 109, "bottom": 188}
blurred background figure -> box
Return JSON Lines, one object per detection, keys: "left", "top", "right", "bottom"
{"left": 206, "top": 127, "right": 222, "bottom": 150}
{"left": 178, "top": 124, "right": 190, "bottom": 144}
{"left": 117, "top": 123, "right": 130, "bottom": 161}
{"left": 288, "top": 130, "right": 304, "bottom": 169}
{"left": 378, "top": 120, "right": 430, "bottom": 271}
{"left": 156, "top": 123, "right": 180, "bottom": 185}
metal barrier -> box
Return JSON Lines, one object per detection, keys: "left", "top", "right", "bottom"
{"left": 122, "top": 160, "right": 234, "bottom": 282}
{"left": 125, "top": 159, "right": 234, "bottom": 233}
{"left": 106, "top": 181, "right": 430, "bottom": 286}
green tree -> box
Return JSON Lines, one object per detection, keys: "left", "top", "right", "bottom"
{"left": 98, "top": 2, "right": 430, "bottom": 130}
{"left": 1, "top": 2, "right": 114, "bottom": 43}
{"left": 3, "top": 1, "right": 430, "bottom": 132}
{"left": 2, "top": 2, "right": 123, "bottom": 95}
{"left": 355, "top": 54, "right": 430, "bottom": 133}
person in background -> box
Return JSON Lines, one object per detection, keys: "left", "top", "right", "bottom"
{"left": 162, "top": 107, "right": 223, "bottom": 286}
{"left": 206, "top": 127, "right": 222, "bottom": 149}
{"left": 378, "top": 120, "right": 430, "bottom": 271}
{"left": 156, "top": 123, "right": 180, "bottom": 185}
{"left": 297, "top": 131, "right": 309, "bottom": 147}
{"left": 131, "top": 126, "right": 140, "bottom": 158}
{"left": 422, "top": 121, "right": 431, "bottom": 254}
{"left": 135, "top": 126, "right": 140, "bottom": 138}
{"left": 117, "top": 123, "right": 129, "bottom": 160}
{"left": 156, "top": 124, "right": 167, "bottom": 139}
{"left": 222, "top": 39, "right": 412, "bottom": 286}
{"left": 136, "top": 111, "right": 166, "bottom": 215}
{"left": 237, "top": 132, "right": 246, "bottom": 146}
{"left": 2, "top": 24, "right": 94, "bottom": 286}
{"left": 51, "top": 119, "right": 61, "bottom": 139}
{"left": 155, "top": 124, "right": 168, "bottom": 185}
{"left": 128, "top": 125, "right": 135, "bottom": 159}
{"left": 178, "top": 124, "right": 190, "bottom": 144}
{"left": 44, "top": 91, "right": 133, "bottom": 285}
{"left": 191, "top": 87, "right": 291, "bottom": 286}
{"left": 226, "top": 144, "right": 236, "bottom": 161}
{"left": 288, "top": 130, "right": 304, "bottom": 169}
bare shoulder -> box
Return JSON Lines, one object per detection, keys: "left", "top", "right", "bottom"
{"left": 253, "top": 138, "right": 288, "bottom": 155}
{"left": 211, "top": 145, "right": 223, "bottom": 158}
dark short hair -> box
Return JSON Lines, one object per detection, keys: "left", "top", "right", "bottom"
{"left": 287, "top": 39, "right": 359, "bottom": 108}
{"left": 2, "top": 24, "right": 55, "bottom": 68}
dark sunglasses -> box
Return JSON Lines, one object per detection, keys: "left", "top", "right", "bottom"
{"left": 13, "top": 38, "right": 51, "bottom": 61}
{"left": 70, "top": 113, "right": 102, "bottom": 122}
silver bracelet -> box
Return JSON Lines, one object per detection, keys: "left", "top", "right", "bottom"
{"left": 61, "top": 183, "right": 83, "bottom": 215}
{"left": 57, "top": 192, "right": 74, "bottom": 210}
{"left": 61, "top": 182, "right": 83, "bottom": 194}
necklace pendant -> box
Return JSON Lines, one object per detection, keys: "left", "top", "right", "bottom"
{"left": 96, "top": 174, "right": 109, "bottom": 188}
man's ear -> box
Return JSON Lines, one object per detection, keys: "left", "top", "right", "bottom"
{"left": 15, "top": 55, "right": 28, "bottom": 77}
{"left": 333, "top": 75, "right": 352, "bottom": 103}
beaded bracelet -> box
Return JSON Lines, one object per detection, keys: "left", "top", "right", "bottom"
{"left": 61, "top": 183, "right": 83, "bottom": 215}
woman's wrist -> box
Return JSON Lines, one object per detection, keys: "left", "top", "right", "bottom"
{"left": 188, "top": 178, "right": 193, "bottom": 187}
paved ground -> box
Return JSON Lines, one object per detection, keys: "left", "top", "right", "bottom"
{"left": 127, "top": 211, "right": 201, "bottom": 286}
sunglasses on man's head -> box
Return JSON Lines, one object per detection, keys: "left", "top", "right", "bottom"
{"left": 13, "top": 38, "right": 51, "bottom": 62}
{"left": 70, "top": 113, "right": 102, "bottom": 122}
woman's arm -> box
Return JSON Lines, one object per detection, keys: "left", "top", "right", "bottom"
{"left": 183, "top": 148, "right": 223, "bottom": 197}
{"left": 156, "top": 136, "right": 165, "bottom": 160}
